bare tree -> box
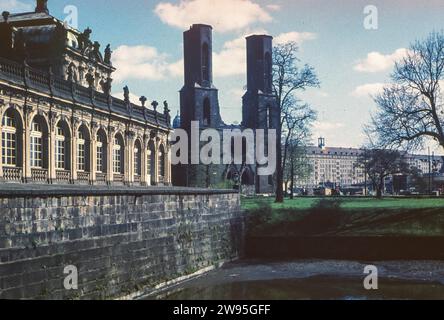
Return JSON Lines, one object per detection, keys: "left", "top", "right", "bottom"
{"left": 368, "top": 31, "right": 444, "bottom": 151}
{"left": 284, "top": 141, "right": 313, "bottom": 199}
{"left": 357, "top": 149, "right": 410, "bottom": 198}
{"left": 273, "top": 41, "right": 320, "bottom": 202}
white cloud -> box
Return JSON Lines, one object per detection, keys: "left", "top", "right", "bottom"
{"left": 213, "top": 36, "right": 248, "bottom": 77}
{"left": 313, "top": 121, "right": 345, "bottom": 131}
{"left": 1, "top": 0, "right": 33, "bottom": 13}
{"left": 112, "top": 29, "right": 317, "bottom": 82}
{"left": 354, "top": 48, "right": 409, "bottom": 73}
{"left": 229, "top": 87, "right": 245, "bottom": 98}
{"left": 266, "top": 4, "right": 281, "bottom": 11}
{"left": 168, "top": 59, "right": 184, "bottom": 78}
{"left": 212, "top": 30, "right": 316, "bottom": 78}
{"left": 351, "top": 83, "right": 387, "bottom": 97}
{"left": 154, "top": 0, "right": 272, "bottom": 33}
{"left": 112, "top": 45, "right": 181, "bottom": 82}
{"left": 274, "top": 32, "right": 317, "bottom": 45}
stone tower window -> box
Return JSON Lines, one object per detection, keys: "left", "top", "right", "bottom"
{"left": 264, "top": 52, "right": 272, "bottom": 93}
{"left": 203, "top": 98, "right": 211, "bottom": 126}
{"left": 202, "top": 43, "right": 210, "bottom": 82}
{"left": 266, "top": 105, "right": 273, "bottom": 128}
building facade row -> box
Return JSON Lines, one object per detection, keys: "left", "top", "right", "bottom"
{"left": 0, "top": 1, "right": 172, "bottom": 186}
{"left": 0, "top": 57, "right": 171, "bottom": 186}
{"left": 297, "top": 138, "right": 444, "bottom": 190}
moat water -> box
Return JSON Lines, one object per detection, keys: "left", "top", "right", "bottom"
{"left": 145, "top": 260, "right": 444, "bottom": 300}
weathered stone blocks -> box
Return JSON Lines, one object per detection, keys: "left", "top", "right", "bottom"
{"left": 0, "top": 188, "right": 244, "bottom": 299}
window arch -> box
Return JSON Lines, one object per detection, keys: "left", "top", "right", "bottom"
{"left": 2, "top": 108, "right": 23, "bottom": 168}
{"left": 202, "top": 42, "right": 210, "bottom": 82}
{"left": 55, "top": 120, "right": 71, "bottom": 171}
{"left": 30, "top": 115, "right": 49, "bottom": 169}
{"left": 134, "top": 139, "right": 142, "bottom": 176}
{"left": 264, "top": 52, "right": 272, "bottom": 93}
{"left": 266, "top": 104, "right": 273, "bottom": 129}
{"left": 242, "top": 137, "right": 247, "bottom": 164}
{"left": 241, "top": 168, "right": 254, "bottom": 186}
{"left": 147, "top": 140, "right": 156, "bottom": 184}
{"left": 96, "top": 129, "right": 107, "bottom": 173}
{"left": 203, "top": 98, "right": 211, "bottom": 127}
{"left": 77, "top": 125, "right": 90, "bottom": 172}
{"left": 158, "top": 144, "right": 166, "bottom": 181}
{"left": 226, "top": 167, "right": 238, "bottom": 181}
{"left": 113, "top": 133, "right": 125, "bottom": 174}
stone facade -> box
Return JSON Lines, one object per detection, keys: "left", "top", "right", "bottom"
{"left": 0, "top": 1, "right": 172, "bottom": 186}
{"left": 0, "top": 186, "right": 244, "bottom": 299}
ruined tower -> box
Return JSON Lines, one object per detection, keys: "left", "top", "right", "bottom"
{"left": 180, "top": 24, "right": 222, "bottom": 131}
{"left": 242, "top": 35, "right": 278, "bottom": 130}
{"left": 242, "top": 35, "right": 278, "bottom": 193}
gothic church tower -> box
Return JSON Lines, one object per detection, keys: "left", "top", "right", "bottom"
{"left": 180, "top": 24, "right": 222, "bottom": 131}
{"left": 242, "top": 35, "right": 278, "bottom": 193}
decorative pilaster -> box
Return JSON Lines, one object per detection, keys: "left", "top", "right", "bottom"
{"left": 142, "top": 133, "right": 150, "bottom": 186}
{"left": 71, "top": 120, "right": 79, "bottom": 183}
{"left": 24, "top": 105, "right": 32, "bottom": 182}
{"left": 107, "top": 126, "right": 114, "bottom": 184}
{"left": 90, "top": 122, "right": 98, "bottom": 185}
{"left": 153, "top": 138, "right": 159, "bottom": 185}
{"left": 0, "top": 112, "right": 3, "bottom": 180}
{"left": 125, "top": 130, "right": 135, "bottom": 185}
{"left": 48, "top": 110, "right": 57, "bottom": 184}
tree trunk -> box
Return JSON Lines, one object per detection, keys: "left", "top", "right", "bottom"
{"left": 377, "top": 177, "right": 384, "bottom": 198}
{"left": 290, "top": 157, "right": 295, "bottom": 200}
{"left": 275, "top": 111, "right": 284, "bottom": 203}
{"left": 376, "top": 188, "right": 382, "bottom": 198}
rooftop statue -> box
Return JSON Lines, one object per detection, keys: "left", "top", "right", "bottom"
{"left": 104, "top": 44, "right": 112, "bottom": 65}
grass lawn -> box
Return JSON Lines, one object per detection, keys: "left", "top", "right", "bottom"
{"left": 242, "top": 197, "right": 444, "bottom": 211}
{"left": 242, "top": 197, "right": 444, "bottom": 237}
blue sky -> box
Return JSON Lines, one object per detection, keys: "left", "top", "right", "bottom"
{"left": 3, "top": 0, "right": 444, "bottom": 152}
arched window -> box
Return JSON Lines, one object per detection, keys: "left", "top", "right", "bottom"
{"left": 96, "top": 129, "right": 107, "bottom": 173}
{"left": 2, "top": 109, "right": 21, "bottom": 167}
{"left": 30, "top": 116, "right": 48, "bottom": 169}
{"left": 202, "top": 43, "right": 210, "bottom": 82}
{"left": 203, "top": 98, "right": 211, "bottom": 126}
{"left": 113, "top": 134, "right": 124, "bottom": 174}
{"left": 158, "top": 144, "right": 166, "bottom": 180}
{"left": 77, "top": 125, "right": 90, "bottom": 172}
{"left": 55, "top": 121, "right": 71, "bottom": 170}
{"left": 134, "top": 139, "right": 141, "bottom": 176}
{"left": 264, "top": 52, "right": 272, "bottom": 93}
{"left": 147, "top": 140, "right": 156, "bottom": 184}
{"left": 242, "top": 137, "right": 247, "bottom": 164}
{"left": 266, "top": 105, "right": 273, "bottom": 129}
{"left": 241, "top": 168, "right": 254, "bottom": 186}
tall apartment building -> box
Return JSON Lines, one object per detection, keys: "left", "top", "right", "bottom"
{"left": 297, "top": 138, "right": 444, "bottom": 190}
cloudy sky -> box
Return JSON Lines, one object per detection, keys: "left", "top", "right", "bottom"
{"left": 3, "top": 0, "right": 444, "bottom": 151}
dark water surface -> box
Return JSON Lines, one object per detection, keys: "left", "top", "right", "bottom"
{"left": 158, "top": 276, "right": 444, "bottom": 300}
{"left": 144, "top": 260, "right": 444, "bottom": 300}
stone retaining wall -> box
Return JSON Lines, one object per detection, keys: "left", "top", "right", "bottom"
{"left": 0, "top": 187, "right": 245, "bottom": 299}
